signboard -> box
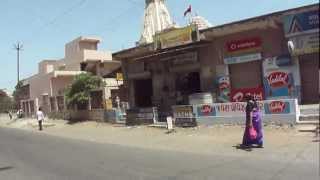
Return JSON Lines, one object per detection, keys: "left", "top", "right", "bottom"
{"left": 264, "top": 100, "right": 291, "bottom": 114}
{"left": 262, "top": 56, "right": 298, "bottom": 99}
{"left": 195, "top": 101, "right": 263, "bottom": 117}
{"left": 197, "top": 104, "right": 216, "bottom": 117}
{"left": 224, "top": 53, "right": 262, "bottom": 64}
{"left": 172, "top": 105, "right": 197, "bottom": 127}
{"left": 283, "top": 10, "right": 319, "bottom": 37}
{"left": 217, "top": 76, "right": 230, "bottom": 102}
{"left": 226, "top": 37, "right": 262, "bottom": 53}
{"left": 116, "top": 73, "right": 123, "bottom": 81}
{"left": 154, "top": 25, "right": 199, "bottom": 49}
{"left": 230, "top": 86, "right": 264, "bottom": 102}
{"left": 288, "top": 33, "right": 319, "bottom": 55}
{"left": 172, "top": 105, "right": 194, "bottom": 119}
{"left": 160, "top": 52, "right": 198, "bottom": 65}
{"left": 193, "top": 99, "right": 296, "bottom": 118}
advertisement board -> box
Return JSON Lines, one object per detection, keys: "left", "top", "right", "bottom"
{"left": 194, "top": 99, "right": 296, "bottom": 118}
{"left": 288, "top": 33, "right": 319, "bottom": 55}
{"left": 226, "top": 37, "right": 262, "bottom": 53}
{"left": 230, "top": 86, "right": 264, "bottom": 102}
{"left": 264, "top": 100, "right": 291, "bottom": 114}
{"left": 224, "top": 53, "right": 262, "bottom": 64}
{"left": 262, "top": 56, "right": 299, "bottom": 99}
{"left": 154, "top": 25, "right": 199, "bottom": 49}
{"left": 217, "top": 76, "right": 231, "bottom": 102}
{"left": 197, "top": 104, "right": 216, "bottom": 117}
{"left": 172, "top": 105, "right": 194, "bottom": 119}
{"left": 283, "top": 10, "right": 319, "bottom": 37}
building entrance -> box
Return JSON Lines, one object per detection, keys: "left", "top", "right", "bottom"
{"left": 134, "top": 79, "right": 153, "bottom": 107}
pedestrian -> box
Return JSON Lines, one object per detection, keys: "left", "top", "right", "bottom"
{"left": 8, "top": 111, "right": 12, "bottom": 120}
{"left": 241, "top": 95, "right": 263, "bottom": 148}
{"left": 36, "top": 107, "right": 45, "bottom": 131}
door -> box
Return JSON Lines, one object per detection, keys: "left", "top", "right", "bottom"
{"left": 299, "top": 53, "right": 319, "bottom": 104}
{"left": 134, "top": 79, "right": 153, "bottom": 107}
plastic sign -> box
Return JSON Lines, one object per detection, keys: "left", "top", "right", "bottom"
{"left": 267, "top": 71, "right": 289, "bottom": 88}
{"left": 226, "top": 37, "right": 262, "bottom": 52}
{"left": 230, "top": 86, "right": 264, "bottom": 102}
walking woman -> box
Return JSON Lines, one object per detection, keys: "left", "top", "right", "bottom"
{"left": 242, "top": 95, "right": 263, "bottom": 148}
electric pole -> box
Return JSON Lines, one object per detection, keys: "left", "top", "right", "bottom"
{"left": 14, "top": 42, "right": 23, "bottom": 84}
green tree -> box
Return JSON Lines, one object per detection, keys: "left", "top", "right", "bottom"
{"left": 12, "top": 81, "right": 23, "bottom": 109}
{"left": 0, "top": 90, "right": 14, "bottom": 113}
{"left": 65, "top": 73, "right": 104, "bottom": 109}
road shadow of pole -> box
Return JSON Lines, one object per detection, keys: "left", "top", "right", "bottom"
{"left": 0, "top": 166, "right": 14, "bottom": 172}
{"left": 233, "top": 144, "right": 253, "bottom": 152}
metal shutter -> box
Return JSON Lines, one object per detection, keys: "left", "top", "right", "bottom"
{"left": 229, "top": 61, "right": 262, "bottom": 89}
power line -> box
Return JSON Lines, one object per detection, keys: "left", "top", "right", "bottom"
{"left": 23, "top": 0, "right": 88, "bottom": 44}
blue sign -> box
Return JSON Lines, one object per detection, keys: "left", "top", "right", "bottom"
{"left": 283, "top": 10, "right": 319, "bottom": 36}
{"left": 197, "top": 105, "right": 216, "bottom": 117}
{"left": 264, "top": 101, "right": 291, "bottom": 114}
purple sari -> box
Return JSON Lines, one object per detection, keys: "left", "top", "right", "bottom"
{"left": 242, "top": 107, "right": 263, "bottom": 146}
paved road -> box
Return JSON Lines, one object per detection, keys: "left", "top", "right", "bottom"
{"left": 0, "top": 127, "right": 318, "bottom": 180}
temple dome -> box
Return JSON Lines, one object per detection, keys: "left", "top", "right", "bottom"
{"left": 190, "top": 15, "right": 212, "bottom": 30}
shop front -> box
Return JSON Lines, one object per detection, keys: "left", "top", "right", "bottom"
{"left": 223, "top": 37, "right": 265, "bottom": 102}
{"left": 283, "top": 9, "right": 319, "bottom": 104}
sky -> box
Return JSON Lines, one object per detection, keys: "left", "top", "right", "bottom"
{"left": 0, "top": 0, "right": 318, "bottom": 92}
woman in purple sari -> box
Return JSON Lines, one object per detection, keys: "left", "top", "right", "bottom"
{"left": 242, "top": 96, "right": 263, "bottom": 148}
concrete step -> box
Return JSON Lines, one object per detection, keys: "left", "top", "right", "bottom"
{"left": 296, "top": 124, "right": 319, "bottom": 133}
{"left": 299, "top": 104, "right": 319, "bottom": 114}
{"left": 299, "top": 114, "right": 319, "bottom": 121}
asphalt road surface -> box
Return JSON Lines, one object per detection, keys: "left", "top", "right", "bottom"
{"left": 0, "top": 127, "right": 318, "bottom": 180}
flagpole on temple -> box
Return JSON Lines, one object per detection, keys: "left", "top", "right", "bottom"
{"left": 184, "top": 5, "right": 192, "bottom": 25}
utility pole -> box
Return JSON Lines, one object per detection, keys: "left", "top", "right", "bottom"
{"left": 14, "top": 42, "right": 23, "bottom": 84}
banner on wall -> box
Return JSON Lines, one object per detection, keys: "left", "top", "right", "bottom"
{"left": 224, "top": 53, "right": 262, "bottom": 64}
{"left": 216, "top": 76, "right": 231, "bottom": 102}
{"left": 194, "top": 99, "right": 297, "bottom": 118}
{"left": 263, "top": 56, "right": 298, "bottom": 99}
{"left": 226, "top": 37, "right": 262, "bottom": 53}
{"left": 288, "top": 33, "right": 319, "bottom": 55}
{"left": 154, "top": 25, "right": 199, "bottom": 49}
{"left": 264, "top": 100, "right": 291, "bottom": 114}
{"left": 230, "top": 86, "right": 264, "bottom": 102}
{"left": 283, "top": 10, "right": 319, "bottom": 37}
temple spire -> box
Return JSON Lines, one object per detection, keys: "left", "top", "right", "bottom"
{"left": 138, "top": 0, "right": 173, "bottom": 45}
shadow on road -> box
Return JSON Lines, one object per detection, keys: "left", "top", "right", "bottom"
{"left": 233, "top": 144, "right": 253, "bottom": 152}
{"left": 0, "top": 166, "right": 14, "bottom": 172}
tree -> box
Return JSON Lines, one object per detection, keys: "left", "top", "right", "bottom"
{"left": 12, "top": 81, "right": 24, "bottom": 108}
{"left": 0, "top": 90, "right": 14, "bottom": 113}
{"left": 65, "top": 73, "right": 105, "bottom": 109}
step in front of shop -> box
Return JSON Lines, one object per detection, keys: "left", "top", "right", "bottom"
{"left": 298, "top": 104, "right": 319, "bottom": 123}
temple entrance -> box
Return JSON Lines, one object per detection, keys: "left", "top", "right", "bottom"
{"left": 134, "top": 79, "right": 153, "bottom": 107}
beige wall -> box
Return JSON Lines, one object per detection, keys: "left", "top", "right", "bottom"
{"left": 23, "top": 36, "right": 120, "bottom": 113}
{"left": 51, "top": 76, "right": 74, "bottom": 97}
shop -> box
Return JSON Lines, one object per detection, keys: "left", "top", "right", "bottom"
{"left": 283, "top": 9, "right": 319, "bottom": 104}
{"left": 223, "top": 37, "right": 265, "bottom": 102}
{"left": 114, "top": 25, "right": 210, "bottom": 121}
{"left": 114, "top": 4, "right": 318, "bottom": 126}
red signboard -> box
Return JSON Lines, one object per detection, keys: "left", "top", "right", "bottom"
{"left": 231, "top": 86, "right": 265, "bottom": 102}
{"left": 267, "top": 71, "right": 290, "bottom": 88}
{"left": 226, "top": 37, "right": 262, "bottom": 52}
{"left": 268, "top": 101, "right": 286, "bottom": 113}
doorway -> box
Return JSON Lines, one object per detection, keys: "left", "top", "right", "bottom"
{"left": 134, "top": 79, "right": 153, "bottom": 107}
{"left": 299, "top": 53, "right": 319, "bottom": 104}
{"left": 175, "top": 72, "right": 201, "bottom": 104}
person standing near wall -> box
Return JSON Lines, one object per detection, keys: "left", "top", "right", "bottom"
{"left": 241, "top": 95, "right": 264, "bottom": 148}
{"left": 36, "top": 107, "right": 45, "bottom": 131}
